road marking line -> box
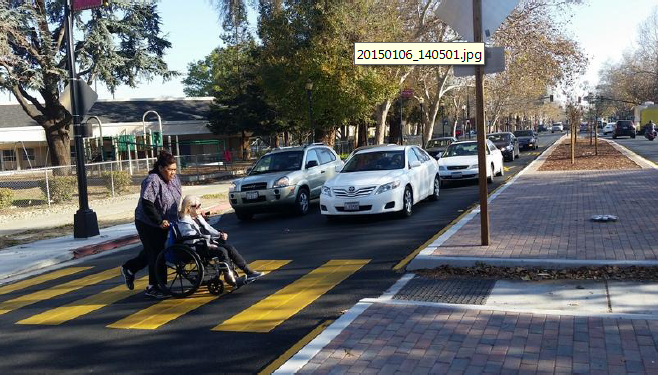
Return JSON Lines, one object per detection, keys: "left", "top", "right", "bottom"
{"left": 16, "top": 276, "right": 149, "bottom": 325}
{"left": 0, "top": 267, "right": 92, "bottom": 296}
{"left": 0, "top": 268, "right": 119, "bottom": 316}
{"left": 258, "top": 319, "right": 335, "bottom": 375}
{"left": 213, "top": 259, "right": 369, "bottom": 333}
{"left": 107, "top": 260, "right": 290, "bottom": 330}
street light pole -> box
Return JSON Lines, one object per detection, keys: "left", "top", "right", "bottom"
{"left": 65, "top": 0, "right": 98, "bottom": 238}
{"left": 305, "top": 79, "right": 314, "bottom": 143}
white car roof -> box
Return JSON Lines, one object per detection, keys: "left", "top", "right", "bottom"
{"left": 354, "top": 144, "right": 408, "bottom": 153}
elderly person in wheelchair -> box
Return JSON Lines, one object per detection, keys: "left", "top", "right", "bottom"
{"left": 178, "top": 195, "right": 263, "bottom": 284}
{"left": 155, "top": 195, "right": 263, "bottom": 297}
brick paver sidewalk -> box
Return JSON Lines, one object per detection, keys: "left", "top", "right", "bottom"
{"left": 299, "top": 302, "right": 658, "bottom": 374}
{"left": 428, "top": 169, "right": 658, "bottom": 261}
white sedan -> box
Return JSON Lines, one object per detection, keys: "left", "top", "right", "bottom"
{"left": 437, "top": 140, "right": 504, "bottom": 186}
{"left": 603, "top": 122, "right": 615, "bottom": 135}
{"left": 320, "top": 145, "right": 439, "bottom": 219}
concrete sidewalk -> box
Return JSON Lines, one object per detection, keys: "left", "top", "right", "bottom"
{"left": 0, "top": 200, "right": 232, "bottom": 283}
{"left": 0, "top": 181, "right": 232, "bottom": 236}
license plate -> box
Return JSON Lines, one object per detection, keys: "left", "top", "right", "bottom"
{"left": 245, "top": 191, "right": 259, "bottom": 200}
{"left": 451, "top": 172, "right": 462, "bottom": 178}
{"left": 344, "top": 202, "right": 359, "bottom": 211}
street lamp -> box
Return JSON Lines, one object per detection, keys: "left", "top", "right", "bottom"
{"left": 419, "top": 97, "right": 425, "bottom": 147}
{"left": 461, "top": 104, "right": 467, "bottom": 139}
{"left": 305, "top": 79, "right": 314, "bottom": 143}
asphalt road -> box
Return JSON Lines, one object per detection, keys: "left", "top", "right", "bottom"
{"left": 0, "top": 133, "right": 562, "bottom": 374}
{"left": 601, "top": 132, "right": 658, "bottom": 164}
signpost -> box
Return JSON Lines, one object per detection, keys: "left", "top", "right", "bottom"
{"left": 436, "top": 0, "right": 519, "bottom": 246}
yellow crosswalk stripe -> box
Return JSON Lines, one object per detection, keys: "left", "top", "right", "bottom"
{"left": 0, "top": 268, "right": 119, "bottom": 316}
{"left": 16, "top": 276, "right": 149, "bottom": 325}
{"left": 107, "top": 260, "right": 290, "bottom": 330}
{"left": 213, "top": 259, "right": 369, "bottom": 333}
{"left": 0, "top": 267, "right": 92, "bottom": 296}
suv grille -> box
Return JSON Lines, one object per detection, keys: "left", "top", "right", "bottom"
{"left": 447, "top": 166, "right": 468, "bottom": 170}
{"left": 241, "top": 182, "right": 267, "bottom": 191}
{"left": 333, "top": 186, "right": 376, "bottom": 198}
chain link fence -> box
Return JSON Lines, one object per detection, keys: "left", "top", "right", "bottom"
{"left": 0, "top": 154, "right": 236, "bottom": 212}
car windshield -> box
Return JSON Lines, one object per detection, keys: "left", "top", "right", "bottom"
{"left": 513, "top": 130, "right": 533, "bottom": 137}
{"left": 342, "top": 151, "right": 404, "bottom": 172}
{"left": 250, "top": 151, "right": 303, "bottom": 175}
{"left": 617, "top": 121, "right": 632, "bottom": 126}
{"left": 487, "top": 134, "right": 510, "bottom": 142}
{"left": 443, "top": 143, "right": 478, "bottom": 157}
{"left": 426, "top": 139, "right": 452, "bottom": 148}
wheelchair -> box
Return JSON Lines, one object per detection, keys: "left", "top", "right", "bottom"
{"left": 155, "top": 223, "right": 249, "bottom": 298}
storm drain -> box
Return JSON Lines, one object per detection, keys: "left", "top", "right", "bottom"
{"left": 393, "top": 277, "right": 496, "bottom": 305}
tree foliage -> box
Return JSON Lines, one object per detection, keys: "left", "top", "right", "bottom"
{"left": 0, "top": 0, "right": 176, "bottom": 166}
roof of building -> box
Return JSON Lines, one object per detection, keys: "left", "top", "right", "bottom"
{"left": 0, "top": 97, "right": 213, "bottom": 128}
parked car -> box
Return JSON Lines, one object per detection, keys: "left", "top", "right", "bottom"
{"left": 320, "top": 145, "right": 439, "bottom": 219}
{"left": 603, "top": 122, "right": 615, "bottom": 135}
{"left": 437, "top": 140, "right": 504, "bottom": 186}
{"left": 513, "top": 130, "right": 538, "bottom": 150}
{"left": 538, "top": 124, "right": 548, "bottom": 132}
{"left": 228, "top": 144, "right": 344, "bottom": 220}
{"left": 487, "top": 132, "right": 519, "bottom": 161}
{"left": 579, "top": 123, "right": 590, "bottom": 132}
{"left": 424, "top": 137, "right": 457, "bottom": 159}
{"left": 551, "top": 123, "right": 564, "bottom": 133}
{"left": 613, "top": 120, "right": 636, "bottom": 139}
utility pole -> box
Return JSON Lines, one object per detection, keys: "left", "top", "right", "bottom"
{"left": 66, "top": 0, "right": 99, "bottom": 238}
{"left": 473, "top": 0, "right": 489, "bottom": 246}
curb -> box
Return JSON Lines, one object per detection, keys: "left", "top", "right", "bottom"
{"left": 606, "top": 138, "right": 658, "bottom": 169}
{"left": 405, "top": 135, "right": 566, "bottom": 271}
{"left": 71, "top": 202, "right": 232, "bottom": 259}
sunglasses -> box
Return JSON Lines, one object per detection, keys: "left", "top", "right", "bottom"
{"left": 191, "top": 203, "right": 201, "bottom": 209}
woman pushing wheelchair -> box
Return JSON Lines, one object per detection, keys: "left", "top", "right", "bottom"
{"left": 177, "top": 195, "right": 263, "bottom": 286}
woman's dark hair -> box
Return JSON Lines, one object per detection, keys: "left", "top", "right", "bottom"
{"left": 150, "top": 150, "right": 176, "bottom": 174}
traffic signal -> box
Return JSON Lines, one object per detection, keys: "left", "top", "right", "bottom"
{"left": 549, "top": 95, "right": 553, "bottom": 102}
{"left": 578, "top": 97, "right": 581, "bottom": 103}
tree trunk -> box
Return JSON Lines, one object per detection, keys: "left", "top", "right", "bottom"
{"left": 316, "top": 128, "right": 337, "bottom": 147}
{"left": 357, "top": 122, "right": 368, "bottom": 147}
{"left": 374, "top": 99, "right": 392, "bottom": 144}
{"left": 45, "top": 124, "right": 71, "bottom": 173}
{"left": 240, "top": 131, "right": 250, "bottom": 160}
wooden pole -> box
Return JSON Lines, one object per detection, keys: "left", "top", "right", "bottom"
{"left": 473, "top": 0, "right": 489, "bottom": 246}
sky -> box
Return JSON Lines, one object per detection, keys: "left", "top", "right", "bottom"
{"left": 1, "top": 0, "right": 657, "bottom": 104}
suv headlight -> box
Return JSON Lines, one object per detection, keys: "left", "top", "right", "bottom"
{"left": 273, "top": 176, "right": 289, "bottom": 188}
{"left": 229, "top": 180, "right": 240, "bottom": 192}
{"left": 439, "top": 165, "right": 446, "bottom": 171}
{"left": 321, "top": 186, "right": 332, "bottom": 197}
{"left": 375, "top": 180, "right": 401, "bottom": 195}
{"left": 468, "top": 164, "right": 478, "bottom": 170}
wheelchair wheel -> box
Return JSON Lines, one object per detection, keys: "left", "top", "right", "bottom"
{"left": 207, "top": 277, "right": 224, "bottom": 295}
{"left": 156, "top": 244, "right": 204, "bottom": 298}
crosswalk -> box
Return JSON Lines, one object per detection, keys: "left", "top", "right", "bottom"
{"left": 0, "top": 259, "right": 369, "bottom": 332}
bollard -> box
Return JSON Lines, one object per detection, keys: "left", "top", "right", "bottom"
{"left": 45, "top": 169, "right": 51, "bottom": 207}
{"left": 110, "top": 162, "right": 115, "bottom": 197}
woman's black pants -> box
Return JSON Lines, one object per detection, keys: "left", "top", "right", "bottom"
{"left": 123, "top": 220, "right": 168, "bottom": 286}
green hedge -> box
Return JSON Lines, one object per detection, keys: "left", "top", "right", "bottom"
{"left": 0, "top": 188, "right": 14, "bottom": 209}
{"left": 102, "top": 170, "right": 132, "bottom": 194}
{"left": 40, "top": 176, "right": 76, "bottom": 203}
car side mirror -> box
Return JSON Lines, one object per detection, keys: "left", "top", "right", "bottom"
{"left": 246, "top": 166, "right": 253, "bottom": 174}
{"left": 306, "top": 160, "right": 319, "bottom": 169}
{"left": 335, "top": 164, "right": 343, "bottom": 173}
{"left": 409, "top": 160, "right": 421, "bottom": 168}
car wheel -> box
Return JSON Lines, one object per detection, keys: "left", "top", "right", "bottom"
{"left": 613, "top": 135, "right": 617, "bottom": 139}
{"left": 497, "top": 164, "right": 504, "bottom": 177}
{"left": 429, "top": 175, "right": 440, "bottom": 201}
{"left": 487, "top": 164, "right": 494, "bottom": 183}
{"left": 632, "top": 134, "right": 636, "bottom": 139}
{"left": 235, "top": 209, "right": 253, "bottom": 221}
{"left": 398, "top": 186, "right": 413, "bottom": 218}
{"left": 294, "top": 188, "right": 310, "bottom": 215}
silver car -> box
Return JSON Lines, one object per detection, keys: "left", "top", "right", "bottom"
{"left": 228, "top": 144, "right": 344, "bottom": 220}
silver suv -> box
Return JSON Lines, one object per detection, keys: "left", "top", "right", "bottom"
{"left": 228, "top": 144, "right": 344, "bottom": 220}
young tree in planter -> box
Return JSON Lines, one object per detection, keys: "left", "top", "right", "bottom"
{"left": 0, "top": 1, "right": 176, "bottom": 167}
